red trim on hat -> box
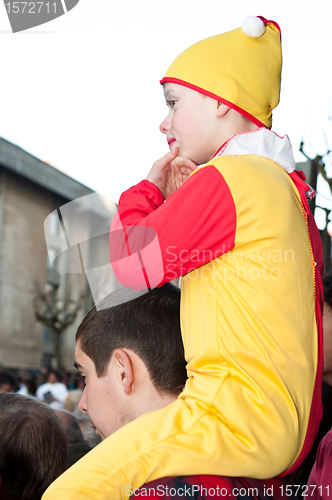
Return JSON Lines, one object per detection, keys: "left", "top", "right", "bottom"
{"left": 159, "top": 77, "right": 269, "bottom": 129}
{"left": 257, "top": 16, "right": 281, "bottom": 40}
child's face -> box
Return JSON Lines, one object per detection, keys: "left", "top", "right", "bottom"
{"left": 160, "top": 83, "right": 222, "bottom": 166}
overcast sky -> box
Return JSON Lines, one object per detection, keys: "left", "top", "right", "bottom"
{"left": 1, "top": 0, "right": 332, "bottom": 227}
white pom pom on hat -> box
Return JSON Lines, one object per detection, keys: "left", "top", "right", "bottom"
{"left": 241, "top": 16, "right": 265, "bottom": 38}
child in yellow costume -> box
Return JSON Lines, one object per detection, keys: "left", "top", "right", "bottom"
{"left": 43, "top": 16, "right": 324, "bottom": 500}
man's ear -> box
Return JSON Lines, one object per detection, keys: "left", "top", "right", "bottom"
{"left": 216, "top": 102, "right": 231, "bottom": 118}
{"left": 113, "top": 349, "right": 134, "bottom": 396}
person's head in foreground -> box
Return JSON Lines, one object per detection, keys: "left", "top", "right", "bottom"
{"left": 158, "top": 16, "right": 281, "bottom": 168}
{"left": 75, "top": 283, "right": 187, "bottom": 440}
{"left": 0, "top": 393, "right": 67, "bottom": 500}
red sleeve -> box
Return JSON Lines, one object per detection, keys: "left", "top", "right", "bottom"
{"left": 109, "top": 165, "right": 237, "bottom": 289}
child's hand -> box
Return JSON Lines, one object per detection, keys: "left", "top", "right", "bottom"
{"left": 171, "top": 154, "right": 198, "bottom": 186}
{"left": 146, "top": 148, "right": 197, "bottom": 199}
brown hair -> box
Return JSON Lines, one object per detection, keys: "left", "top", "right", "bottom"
{"left": 76, "top": 283, "right": 187, "bottom": 397}
{"left": 0, "top": 393, "right": 67, "bottom": 500}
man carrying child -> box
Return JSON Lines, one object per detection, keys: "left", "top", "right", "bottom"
{"left": 43, "top": 16, "right": 323, "bottom": 500}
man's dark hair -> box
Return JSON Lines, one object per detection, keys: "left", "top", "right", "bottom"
{"left": 0, "top": 393, "right": 67, "bottom": 500}
{"left": 323, "top": 270, "right": 332, "bottom": 308}
{"left": 76, "top": 283, "right": 187, "bottom": 397}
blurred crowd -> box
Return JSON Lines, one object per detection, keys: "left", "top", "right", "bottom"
{"left": 0, "top": 366, "right": 101, "bottom": 454}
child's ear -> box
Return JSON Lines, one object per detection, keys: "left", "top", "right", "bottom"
{"left": 113, "top": 349, "right": 134, "bottom": 396}
{"left": 216, "top": 102, "right": 231, "bottom": 118}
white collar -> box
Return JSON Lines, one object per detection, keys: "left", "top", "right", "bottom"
{"left": 214, "top": 128, "right": 296, "bottom": 174}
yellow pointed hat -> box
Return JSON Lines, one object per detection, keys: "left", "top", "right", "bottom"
{"left": 160, "top": 16, "right": 282, "bottom": 129}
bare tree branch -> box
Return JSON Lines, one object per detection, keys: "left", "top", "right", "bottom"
{"left": 32, "top": 281, "right": 85, "bottom": 368}
{"left": 299, "top": 142, "right": 332, "bottom": 194}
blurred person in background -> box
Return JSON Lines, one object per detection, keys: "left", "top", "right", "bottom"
{"left": 63, "top": 389, "right": 83, "bottom": 414}
{"left": 36, "top": 370, "right": 68, "bottom": 409}
{"left": 0, "top": 372, "right": 16, "bottom": 393}
{"left": 17, "top": 373, "right": 37, "bottom": 398}
{"left": 302, "top": 270, "right": 332, "bottom": 499}
{"left": 61, "top": 389, "right": 101, "bottom": 448}
{"left": 61, "top": 387, "right": 102, "bottom": 448}
{"left": 55, "top": 409, "right": 91, "bottom": 468}
{"left": 72, "top": 407, "right": 101, "bottom": 448}
{"left": 286, "top": 270, "right": 332, "bottom": 491}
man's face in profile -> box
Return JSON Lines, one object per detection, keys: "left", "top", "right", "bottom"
{"left": 75, "top": 341, "right": 127, "bottom": 440}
